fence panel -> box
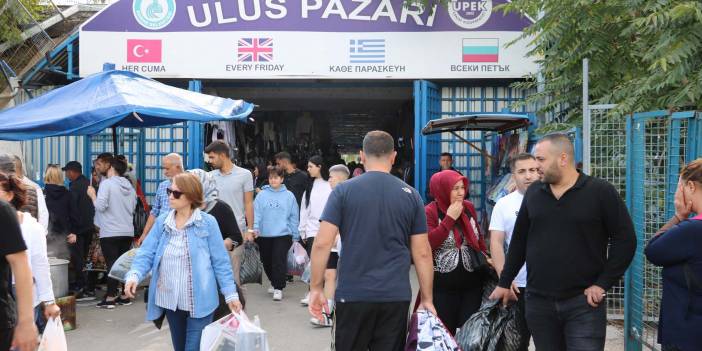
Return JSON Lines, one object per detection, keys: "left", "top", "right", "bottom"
{"left": 589, "top": 105, "right": 627, "bottom": 319}
{"left": 625, "top": 111, "right": 700, "bottom": 351}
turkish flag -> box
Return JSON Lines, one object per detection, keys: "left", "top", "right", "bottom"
{"left": 127, "top": 39, "right": 162, "bottom": 63}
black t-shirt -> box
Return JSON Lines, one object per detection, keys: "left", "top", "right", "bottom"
{"left": 321, "top": 171, "right": 427, "bottom": 303}
{"left": 207, "top": 199, "right": 243, "bottom": 245}
{"left": 284, "top": 170, "right": 309, "bottom": 209}
{"left": 0, "top": 200, "right": 26, "bottom": 329}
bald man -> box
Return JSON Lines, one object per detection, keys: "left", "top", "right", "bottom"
{"left": 489, "top": 134, "right": 636, "bottom": 351}
{"left": 137, "top": 153, "right": 183, "bottom": 244}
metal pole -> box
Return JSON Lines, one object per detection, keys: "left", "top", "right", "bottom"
{"left": 583, "top": 58, "right": 591, "bottom": 174}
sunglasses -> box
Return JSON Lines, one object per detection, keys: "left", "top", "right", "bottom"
{"left": 166, "top": 188, "right": 184, "bottom": 199}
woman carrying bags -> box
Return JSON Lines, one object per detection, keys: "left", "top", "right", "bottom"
{"left": 124, "top": 173, "right": 242, "bottom": 351}
{"left": 424, "top": 170, "right": 488, "bottom": 335}
{"left": 645, "top": 159, "right": 702, "bottom": 351}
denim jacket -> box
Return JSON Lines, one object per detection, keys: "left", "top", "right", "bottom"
{"left": 126, "top": 209, "right": 238, "bottom": 320}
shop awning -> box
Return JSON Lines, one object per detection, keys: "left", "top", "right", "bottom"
{"left": 0, "top": 70, "right": 255, "bottom": 140}
{"left": 421, "top": 114, "right": 531, "bottom": 135}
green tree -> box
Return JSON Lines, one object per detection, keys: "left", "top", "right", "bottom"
{"left": 499, "top": 0, "right": 702, "bottom": 121}
{"left": 1, "top": 0, "right": 51, "bottom": 47}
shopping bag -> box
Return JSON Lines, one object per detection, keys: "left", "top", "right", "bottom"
{"left": 200, "top": 314, "right": 239, "bottom": 351}
{"left": 241, "top": 242, "right": 264, "bottom": 285}
{"left": 300, "top": 262, "right": 312, "bottom": 285}
{"left": 405, "top": 310, "right": 459, "bottom": 351}
{"left": 108, "top": 248, "right": 150, "bottom": 286}
{"left": 287, "top": 241, "right": 308, "bottom": 276}
{"left": 38, "top": 317, "right": 67, "bottom": 351}
{"left": 234, "top": 312, "right": 270, "bottom": 351}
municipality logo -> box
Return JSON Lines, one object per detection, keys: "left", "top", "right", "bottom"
{"left": 448, "top": 0, "right": 492, "bottom": 30}
{"left": 133, "top": 0, "right": 176, "bottom": 30}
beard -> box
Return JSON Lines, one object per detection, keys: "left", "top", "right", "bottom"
{"left": 540, "top": 162, "right": 561, "bottom": 184}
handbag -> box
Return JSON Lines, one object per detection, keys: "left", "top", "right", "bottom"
{"left": 436, "top": 204, "right": 488, "bottom": 272}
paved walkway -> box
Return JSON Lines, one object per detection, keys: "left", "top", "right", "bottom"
{"left": 65, "top": 273, "right": 625, "bottom": 350}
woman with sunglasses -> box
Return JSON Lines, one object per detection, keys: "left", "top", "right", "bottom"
{"left": 124, "top": 173, "right": 241, "bottom": 351}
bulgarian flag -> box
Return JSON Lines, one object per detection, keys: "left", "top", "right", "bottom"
{"left": 462, "top": 38, "right": 499, "bottom": 63}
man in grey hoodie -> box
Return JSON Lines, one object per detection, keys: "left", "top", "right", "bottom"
{"left": 87, "top": 157, "right": 137, "bottom": 309}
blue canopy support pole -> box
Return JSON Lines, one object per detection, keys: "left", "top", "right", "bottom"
{"left": 66, "top": 43, "right": 74, "bottom": 80}
{"left": 187, "top": 80, "right": 203, "bottom": 170}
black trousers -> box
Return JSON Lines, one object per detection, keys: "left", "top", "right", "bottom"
{"left": 0, "top": 327, "right": 11, "bottom": 351}
{"left": 526, "top": 292, "right": 606, "bottom": 351}
{"left": 256, "top": 235, "right": 292, "bottom": 290}
{"left": 433, "top": 266, "right": 483, "bottom": 335}
{"left": 303, "top": 236, "right": 315, "bottom": 258}
{"left": 332, "top": 301, "right": 410, "bottom": 351}
{"left": 100, "top": 236, "right": 132, "bottom": 298}
{"left": 516, "top": 287, "right": 530, "bottom": 351}
{"left": 68, "top": 230, "right": 92, "bottom": 290}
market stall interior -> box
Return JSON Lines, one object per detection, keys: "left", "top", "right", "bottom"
{"left": 202, "top": 81, "right": 415, "bottom": 183}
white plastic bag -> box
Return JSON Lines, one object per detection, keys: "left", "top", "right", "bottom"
{"left": 287, "top": 242, "right": 308, "bottom": 276}
{"left": 200, "top": 314, "right": 238, "bottom": 351}
{"left": 38, "top": 317, "right": 67, "bottom": 351}
{"left": 301, "top": 262, "right": 312, "bottom": 285}
{"left": 234, "top": 312, "right": 270, "bottom": 351}
{"left": 200, "top": 312, "right": 270, "bottom": 351}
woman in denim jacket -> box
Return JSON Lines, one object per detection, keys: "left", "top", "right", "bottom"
{"left": 125, "top": 173, "right": 242, "bottom": 351}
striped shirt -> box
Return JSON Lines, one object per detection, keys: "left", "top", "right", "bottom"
{"left": 155, "top": 210, "right": 196, "bottom": 314}
{"left": 150, "top": 180, "right": 172, "bottom": 217}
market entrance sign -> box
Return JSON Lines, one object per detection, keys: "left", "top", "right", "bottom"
{"left": 79, "top": 0, "right": 536, "bottom": 79}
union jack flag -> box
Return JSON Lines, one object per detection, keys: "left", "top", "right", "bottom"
{"left": 237, "top": 38, "right": 273, "bottom": 62}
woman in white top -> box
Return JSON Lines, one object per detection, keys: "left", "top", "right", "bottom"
{"left": 299, "top": 156, "right": 331, "bottom": 306}
{"left": 0, "top": 172, "right": 60, "bottom": 331}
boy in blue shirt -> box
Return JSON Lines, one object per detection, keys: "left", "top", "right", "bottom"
{"left": 253, "top": 166, "right": 299, "bottom": 301}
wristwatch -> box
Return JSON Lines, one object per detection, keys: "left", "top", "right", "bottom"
{"left": 247, "top": 229, "right": 255, "bottom": 233}
{"left": 44, "top": 300, "right": 56, "bottom": 306}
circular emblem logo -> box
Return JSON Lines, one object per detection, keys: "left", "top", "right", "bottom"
{"left": 133, "top": 0, "right": 176, "bottom": 30}
{"left": 448, "top": 0, "right": 493, "bottom": 30}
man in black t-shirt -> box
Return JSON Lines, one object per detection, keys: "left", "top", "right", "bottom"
{"left": 275, "top": 152, "right": 309, "bottom": 209}
{"left": 0, "top": 200, "right": 38, "bottom": 351}
{"left": 308, "top": 131, "right": 436, "bottom": 351}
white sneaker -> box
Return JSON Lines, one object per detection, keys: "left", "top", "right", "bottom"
{"left": 300, "top": 293, "right": 309, "bottom": 306}
{"left": 273, "top": 289, "right": 283, "bottom": 301}
{"left": 267, "top": 287, "right": 274, "bottom": 294}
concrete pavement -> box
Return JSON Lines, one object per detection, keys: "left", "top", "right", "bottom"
{"left": 65, "top": 273, "right": 625, "bottom": 350}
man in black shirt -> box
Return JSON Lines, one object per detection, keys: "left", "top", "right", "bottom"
{"left": 490, "top": 133, "right": 636, "bottom": 351}
{"left": 64, "top": 161, "right": 97, "bottom": 299}
{"left": 0, "top": 200, "right": 38, "bottom": 351}
{"left": 275, "top": 152, "right": 309, "bottom": 209}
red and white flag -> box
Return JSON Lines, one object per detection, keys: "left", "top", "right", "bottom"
{"left": 127, "top": 39, "right": 162, "bottom": 63}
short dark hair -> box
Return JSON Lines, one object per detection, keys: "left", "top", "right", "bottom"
{"left": 510, "top": 153, "right": 536, "bottom": 172}
{"left": 204, "top": 140, "right": 230, "bottom": 158}
{"left": 97, "top": 152, "right": 114, "bottom": 163}
{"left": 440, "top": 152, "right": 453, "bottom": 159}
{"left": 268, "top": 165, "right": 285, "bottom": 178}
{"left": 362, "top": 131, "right": 394, "bottom": 158}
{"left": 538, "top": 133, "right": 575, "bottom": 159}
{"left": 274, "top": 152, "right": 292, "bottom": 162}
{"left": 110, "top": 157, "right": 128, "bottom": 176}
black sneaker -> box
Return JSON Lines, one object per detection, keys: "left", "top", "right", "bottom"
{"left": 96, "top": 299, "right": 116, "bottom": 309}
{"left": 75, "top": 289, "right": 96, "bottom": 302}
{"left": 114, "top": 296, "right": 132, "bottom": 306}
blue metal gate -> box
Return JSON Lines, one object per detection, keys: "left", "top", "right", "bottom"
{"left": 625, "top": 110, "right": 702, "bottom": 351}
{"left": 413, "top": 81, "right": 533, "bottom": 216}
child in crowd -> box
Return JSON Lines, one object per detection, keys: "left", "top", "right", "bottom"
{"left": 253, "top": 166, "right": 299, "bottom": 301}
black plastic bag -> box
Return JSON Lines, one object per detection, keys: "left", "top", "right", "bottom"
{"left": 240, "top": 242, "right": 263, "bottom": 285}
{"left": 456, "top": 269, "right": 524, "bottom": 351}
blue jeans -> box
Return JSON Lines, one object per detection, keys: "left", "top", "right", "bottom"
{"left": 164, "top": 309, "right": 214, "bottom": 351}
{"left": 525, "top": 292, "right": 606, "bottom": 351}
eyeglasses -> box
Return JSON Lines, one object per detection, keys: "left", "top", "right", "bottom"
{"left": 166, "top": 188, "right": 184, "bottom": 199}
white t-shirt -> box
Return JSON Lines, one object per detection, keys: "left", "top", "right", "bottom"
{"left": 17, "top": 213, "right": 54, "bottom": 307}
{"left": 210, "top": 166, "right": 254, "bottom": 232}
{"left": 489, "top": 190, "right": 527, "bottom": 288}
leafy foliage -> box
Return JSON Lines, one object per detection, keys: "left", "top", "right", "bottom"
{"left": 0, "top": 0, "right": 51, "bottom": 47}
{"left": 498, "top": 0, "right": 702, "bottom": 122}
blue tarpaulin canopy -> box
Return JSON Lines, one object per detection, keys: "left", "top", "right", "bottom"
{"left": 0, "top": 70, "right": 255, "bottom": 140}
